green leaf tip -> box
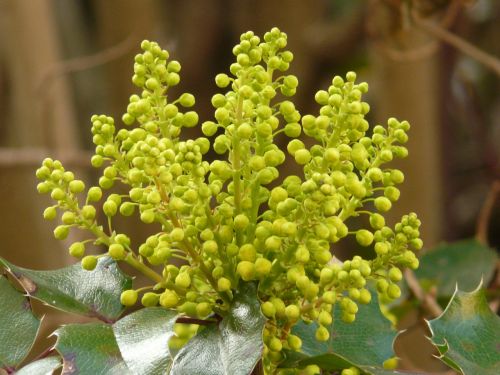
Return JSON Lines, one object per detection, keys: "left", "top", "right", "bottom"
{"left": 0, "top": 276, "right": 41, "bottom": 369}
{"left": 427, "top": 284, "right": 500, "bottom": 374}
{"left": 0, "top": 256, "right": 132, "bottom": 322}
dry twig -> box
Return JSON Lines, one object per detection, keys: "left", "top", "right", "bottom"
{"left": 473, "top": 181, "right": 500, "bottom": 312}
{"left": 404, "top": 269, "right": 443, "bottom": 318}
{"left": 412, "top": 9, "right": 500, "bottom": 76}
{"left": 35, "top": 33, "right": 138, "bottom": 96}
{"left": 475, "top": 180, "right": 500, "bottom": 245}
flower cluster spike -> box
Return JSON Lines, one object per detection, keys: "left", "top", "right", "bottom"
{"left": 35, "top": 27, "right": 422, "bottom": 372}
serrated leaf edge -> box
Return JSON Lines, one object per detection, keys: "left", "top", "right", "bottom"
{"left": 0, "top": 257, "right": 129, "bottom": 323}
{"left": 424, "top": 281, "right": 489, "bottom": 375}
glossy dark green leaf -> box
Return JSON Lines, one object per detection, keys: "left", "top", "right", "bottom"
{"left": 113, "top": 307, "right": 177, "bottom": 375}
{"left": 170, "top": 282, "right": 265, "bottom": 375}
{"left": 427, "top": 285, "right": 500, "bottom": 374}
{"left": 363, "top": 368, "right": 426, "bottom": 375}
{"left": 415, "top": 239, "right": 497, "bottom": 297}
{"left": 284, "top": 292, "right": 397, "bottom": 374}
{"left": 15, "top": 356, "right": 61, "bottom": 375}
{"left": 0, "top": 257, "right": 131, "bottom": 322}
{"left": 55, "top": 323, "right": 131, "bottom": 375}
{"left": 0, "top": 276, "right": 40, "bottom": 369}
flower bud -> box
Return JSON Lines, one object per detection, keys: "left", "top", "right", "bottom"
{"left": 141, "top": 292, "right": 160, "bottom": 307}
{"left": 261, "top": 301, "right": 276, "bottom": 318}
{"left": 54, "top": 225, "right": 69, "bottom": 240}
{"left": 120, "top": 290, "right": 138, "bottom": 306}
{"left": 69, "top": 242, "right": 85, "bottom": 258}
{"left": 387, "top": 284, "right": 401, "bottom": 299}
{"left": 43, "top": 206, "right": 57, "bottom": 220}
{"left": 374, "top": 197, "right": 392, "bottom": 212}
{"left": 237, "top": 261, "right": 255, "bottom": 281}
{"left": 355, "top": 230, "right": 374, "bottom": 247}
{"left": 217, "top": 277, "right": 231, "bottom": 292}
{"left": 108, "top": 244, "right": 126, "bottom": 260}
{"left": 160, "top": 290, "right": 179, "bottom": 308}
{"left": 81, "top": 255, "right": 98, "bottom": 271}
{"left": 315, "top": 326, "right": 329, "bottom": 341}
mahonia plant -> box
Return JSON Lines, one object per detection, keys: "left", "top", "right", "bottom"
{"left": 35, "top": 28, "right": 422, "bottom": 374}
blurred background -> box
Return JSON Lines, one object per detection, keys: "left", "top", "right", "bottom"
{"left": 0, "top": 0, "right": 498, "bottom": 372}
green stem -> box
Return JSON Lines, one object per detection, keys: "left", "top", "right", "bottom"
{"left": 154, "top": 179, "right": 230, "bottom": 304}
{"left": 125, "top": 253, "right": 163, "bottom": 283}
{"left": 233, "top": 91, "right": 244, "bottom": 246}
{"left": 248, "top": 180, "right": 261, "bottom": 241}
{"left": 339, "top": 197, "right": 360, "bottom": 221}
{"left": 82, "top": 217, "right": 164, "bottom": 284}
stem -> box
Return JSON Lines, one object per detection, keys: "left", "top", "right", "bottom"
{"left": 412, "top": 10, "right": 500, "bottom": 77}
{"left": 233, "top": 91, "right": 244, "bottom": 246}
{"left": 82, "top": 216, "right": 164, "bottom": 284}
{"left": 248, "top": 180, "right": 261, "bottom": 240}
{"left": 124, "top": 253, "right": 163, "bottom": 283}
{"left": 404, "top": 269, "right": 443, "bottom": 318}
{"left": 300, "top": 297, "right": 324, "bottom": 314}
{"left": 154, "top": 179, "right": 229, "bottom": 303}
{"left": 250, "top": 359, "right": 264, "bottom": 375}
{"left": 475, "top": 180, "right": 500, "bottom": 245}
{"left": 339, "top": 197, "right": 360, "bottom": 221}
{"left": 34, "top": 346, "right": 56, "bottom": 361}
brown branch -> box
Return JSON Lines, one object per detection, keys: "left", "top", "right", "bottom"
{"left": 0, "top": 147, "right": 92, "bottom": 168}
{"left": 35, "top": 33, "right": 139, "bottom": 96}
{"left": 250, "top": 359, "right": 264, "bottom": 375}
{"left": 33, "top": 346, "right": 56, "bottom": 361}
{"left": 405, "top": 269, "right": 443, "bottom": 318}
{"left": 475, "top": 180, "right": 500, "bottom": 245}
{"left": 412, "top": 10, "right": 500, "bottom": 76}
{"left": 440, "top": 0, "right": 464, "bottom": 29}
{"left": 373, "top": 0, "right": 463, "bottom": 62}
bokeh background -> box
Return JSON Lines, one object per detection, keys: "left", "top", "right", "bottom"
{"left": 0, "top": 0, "right": 498, "bottom": 372}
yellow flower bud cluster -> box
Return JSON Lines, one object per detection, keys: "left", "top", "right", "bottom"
{"left": 35, "top": 28, "right": 422, "bottom": 372}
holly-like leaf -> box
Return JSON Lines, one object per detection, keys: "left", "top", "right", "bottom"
{"left": 283, "top": 292, "right": 398, "bottom": 374}
{"left": 113, "top": 307, "right": 177, "bottom": 375}
{"left": 0, "top": 257, "right": 132, "bottom": 322}
{"left": 362, "top": 368, "right": 426, "bottom": 375}
{"left": 15, "top": 356, "right": 61, "bottom": 375}
{"left": 170, "top": 282, "right": 265, "bottom": 375}
{"left": 427, "top": 285, "right": 500, "bottom": 374}
{"left": 414, "top": 239, "right": 497, "bottom": 297}
{"left": 54, "top": 323, "right": 131, "bottom": 375}
{"left": 0, "top": 276, "right": 41, "bottom": 369}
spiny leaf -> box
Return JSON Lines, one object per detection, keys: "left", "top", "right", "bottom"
{"left": 0, "top": 276, "right": 41, "bottom": 369}
{"left": 362, "top": 368, "right": 426, "bottom": 375}
{"left": 283, "top": 292, "right": 398, "bottom": 374}
{"left": 15, "top": 356, "right": 61, "bottom": 375}
{"left": 170, "top": 282, "right": 265, "bottom": 375}
{"left": 113, "top": 307, "right": 177, "bottom": 375}
{"left": 427, "top": 284, "right": 500, "bottom": 374}
{"left": 55, "top": 323, "right": 130, "bottom": 375}
{"left": 415, "top": 239, "right": 497, "bottom": 297}
{"left": 0, "top": 257, "right": 131, "bottom": 322}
